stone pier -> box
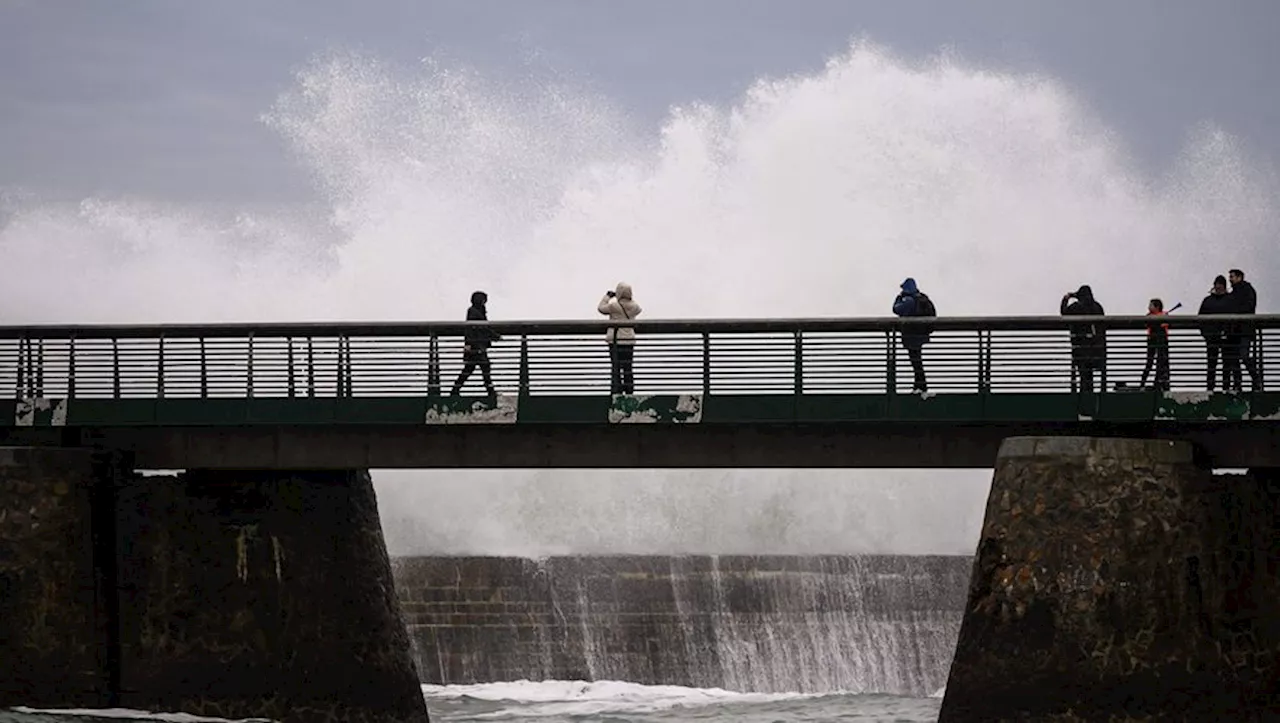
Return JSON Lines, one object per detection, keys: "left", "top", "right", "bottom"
{"left": 116, "top": 469, "right": 429, "bottom": 722}
{"left": 0, "top": 447, "right": 124, "bottom": 707}
{"left": 939, "top": 437, "right": 1280, "bottom": 722}
{"left": 0, "top": 448, "right": 429, "bottom": 723}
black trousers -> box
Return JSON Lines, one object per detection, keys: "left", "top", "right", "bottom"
{"left": 1070, "top": 345, "right": 1102, "bottom": 415}
{"left": 609, "top": 343, "right": 635, "bottom": 395}
{"left": 1205, "top": 339, "right": 1223, "bottom": 390}
{"left": 1139, "top": 338, "right": 1170, "bottom": 391}
{"left": 1223, "top": 333, "right": 1261, "bottom": 391}
{"left": 451, "top": 349, "right": 494, "bottom": 395}
{"left": 902, "top": 342, "right": 926, "bottom": 391}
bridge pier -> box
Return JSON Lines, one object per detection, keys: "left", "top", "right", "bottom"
{"left": 0, "top": 447, "right": 123, "bottom": 707}
{"left": 939, "top": 437, "right": 1280, "bottom": 721}
{"left": 0, "top": 448, "right": 429, "bottom": 722}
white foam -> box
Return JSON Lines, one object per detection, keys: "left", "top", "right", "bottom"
{"left": 420, "top": 679, "right": 828, "bottom": 717}
{"left": 10, "top": 708, "right": 272, "bottom": 723}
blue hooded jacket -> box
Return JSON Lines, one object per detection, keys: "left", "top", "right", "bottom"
{"left": 893, "top": 278, "right": 920, "bottom": 317}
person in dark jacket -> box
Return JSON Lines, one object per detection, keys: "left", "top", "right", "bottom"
{"left": 1197, "top": 275, "right": 1232, "bottom": 390}
{"left": 1138, "top": 298, "right": 1171, "bottom": 391}
{"left": 1224, "top": 268, "right": 1261, "bottom": 392}
{"left": 892, "top": 277, "right": 935, "bottom": 394}
{"left": 1060, "top": 285, "right": 1105, "bottom": 403}
{"left": 451, "top": 290, "right": 500, "bottom": 397}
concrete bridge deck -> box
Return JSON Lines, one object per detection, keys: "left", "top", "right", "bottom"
{"left": 1, "top": 315, "right": 1276, "bottom": 467}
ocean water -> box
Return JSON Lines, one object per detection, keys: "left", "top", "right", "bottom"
{"left": 4, "top": 681, "right": 944, "bottom": 722}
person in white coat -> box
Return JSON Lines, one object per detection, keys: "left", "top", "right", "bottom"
{"left": 598, "top": 282, "right": 641, "bottom": 394}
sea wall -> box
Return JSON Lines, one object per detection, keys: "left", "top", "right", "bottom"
{"left": 392, "top": 555, "right": 971, "bottom": 696}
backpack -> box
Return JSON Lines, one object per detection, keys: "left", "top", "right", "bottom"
{"left": 915, "top": 293, "right": 936, "bottom": 318}
{"left": 914, "top": 292, "right": 936, "bottom": 337}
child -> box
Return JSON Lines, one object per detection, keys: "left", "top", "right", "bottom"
{"left": 1138, "top": 298, "right": 1170, "bottom": 391}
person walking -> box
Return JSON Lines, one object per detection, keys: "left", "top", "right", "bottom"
{"left": 892, "top": 277, "right": 936, "bottom": 395}
{"left": 1225, "top": 268, "right": 1262, "bottom": 391}
{"left": 451, "top": 290, "right": 500, "bottom": 398}
{"left": 1138, "top": 298, "right": 1171, "bottom": 391}
{"left": 1197, "top": 275, "right": 1232, "bottom": 390}
{"left": 599, "top": 282, "right": 641, "bottom": 394}
{"left": 1060, "top": 285, "right": 1106, "bottom": 407}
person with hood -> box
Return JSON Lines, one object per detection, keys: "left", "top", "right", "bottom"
{"left": 1060, "top": 285, "right": 1106, "bottom": 401}
{"left": 892, "top": 277, "right": 935, "bottom": 394}
{"left": 1225, "top": 268, "right": 1261, "bottom": 391}
{"left": 1197, "top": 275, "right": 1232, "bottom": 390}
{"left": 599, "top": 282, "right": 642, "bottom": 395}
{"left": 451, "top": 290, "right": 500, "bottom": 397}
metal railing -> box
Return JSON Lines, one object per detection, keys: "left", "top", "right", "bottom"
{"left": 0, "top": 316, "right": 1274, "bottom": 400}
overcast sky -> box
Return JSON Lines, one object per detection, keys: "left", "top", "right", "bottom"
{"left": 3, "top": 0, "right": 1278, "bottom": 203}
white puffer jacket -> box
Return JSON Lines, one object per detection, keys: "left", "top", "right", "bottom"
{"left": 598, "top": 282, "right": 642, "bottom": 344}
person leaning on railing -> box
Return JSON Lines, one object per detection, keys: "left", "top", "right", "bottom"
{"left": 599, "top": 282, "right": 641, "bottom": 395}
{"left": 891, "top": 277, "right": 935, "bottom": 396}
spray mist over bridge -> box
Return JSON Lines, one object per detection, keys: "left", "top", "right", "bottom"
{"left": 0, "top": 42, "right": 1276, "bottom": 556}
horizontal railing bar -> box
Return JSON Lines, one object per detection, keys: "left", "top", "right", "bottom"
{"left": 1, "top": 314, "right": 1278, "bottom": 339}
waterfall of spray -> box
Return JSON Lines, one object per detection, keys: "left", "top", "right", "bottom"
{"left": 1, "top": 42, "right": 1277, "bottom": 556}
{"left": 396, "top": 555, "right": 969, "bottom": 695}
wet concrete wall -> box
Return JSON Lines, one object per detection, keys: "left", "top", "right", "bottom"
{"left": 393, "top": 555, "right": 971, "bottom": 696}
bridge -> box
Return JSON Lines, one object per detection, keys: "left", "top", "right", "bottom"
{"left": 3, "top": 314, "right": 1278, "bottom": 723}
{"left": 0, "top": 314, "right": 1276, "bottom": 468}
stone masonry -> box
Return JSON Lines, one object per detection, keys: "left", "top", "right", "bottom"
{"left": 115, "top": 469, "right": 429, "bottom": 723}
{"left": 939, "top": 437, "right": 1280, "bottom": 721}
{"left": 0, "top": 447, "right": 121, "bottom": 708}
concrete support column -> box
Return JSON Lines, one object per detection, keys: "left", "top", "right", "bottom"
{"left": 940, "top": 437, "right": 1280, "bottom": 721}
{"left": 0, "top": 447, "right": 127, "bottom": 708}
{"left": 116, "top": 469, "right": 428, "bottom": 723}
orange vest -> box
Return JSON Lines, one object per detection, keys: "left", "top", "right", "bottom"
{"left": 1147, "top": 310, "right": 1169, "bottom": 335}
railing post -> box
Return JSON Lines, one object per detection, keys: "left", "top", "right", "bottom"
{"left": 156, "top": 336, "right": 164, "bottom": 398}
{"left": 68, "top": 336, "right": 77, "bottom": 399}
{"left": 338, "top": 336, "right": 351, "bottom": 398}
{"left": 978, "top": 329, "right": 991, "bottom": 395}
{"left": 518, "top": 334, "right": 530, "bottom": 396}
{"left": 199, "top": 337, "right": 208, "bottom": 398}
{"left": 16, "top": 337, "right": 26, "bottom": 398}
{"left": 427, "top": 333, "right": 441, "bottom": 396}
{"left": 112, "top": 337, "right": 122, "bottom": 399}
{"left": 794, "top": 330, "right": 804, "bottom": 395}
{"left": 702, "top": 332, "right": 711, "bottom": 398}
{"left": 246, "top": 333, "right": 255, "bottom": 399}
{"left": 287, "top": 336, "right": 295, "bottom": 398}
{"left": 1255, "top": 330, "right": 1265, "bottom": 390}
{"left": 886, "top": 330, "right": 897, "bottom": 395}
{"left": 306, "top": 336, "right": 316, "bottom": 397}
{"left": 35, "top": 339, "right": 44, "bottom": 397}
